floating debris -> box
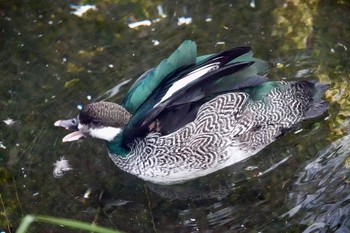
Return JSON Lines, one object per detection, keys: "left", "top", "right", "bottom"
{"left": 128, "top": 20, "right": 152, "bottom": 29}
{"left": 3, "top": 118, "right": 16, "bottom": 126}
{"left": 205, "top": 17, "right": 212, "bottom": 22}
{"left": 244, "top": 166, "right": 259, "bottom": 171}
{"left": 276, "top": 62, "right": 284, "bottom": 68}
{"left": 0, "top": 141, "right": 6, "bottom": 149}
{"left": 152, "top": 18, "right": 161, "bottom": 23}
{"left": 83, "top": 188, "right": 92, "bottom": 198}
{"left": 53, "top": 156, "right": 73, "bottom": 178}
{"left": 216, "top": 41, "right": 226, "bottom": 45}
{"left": 177, "top": 17, "right": 192, "bottom": 26}
{"left": 250, "top": 0, "right": 256, "bottom": 8}
{"left": 294, "top": 128, "right": 304, "bottom": 134}
{"left": 337, "top": 42, "right": 348, "bottom": 51}
{"left": 70, "top": 4, "right": 97, "bottom": 17}
{"left": 157, "top": 5, "right": 167, "bottom": 18}
{"left": 152, "top": 40, "right": 160, "bottom": 46}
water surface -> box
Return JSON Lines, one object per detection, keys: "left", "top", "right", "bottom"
{"left": 1, "top": 0, "right": 350, "bottom": 232}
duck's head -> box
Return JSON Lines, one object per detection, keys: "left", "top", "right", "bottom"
{"left": 54, "top": 102, "right": 131, "bottom": 142}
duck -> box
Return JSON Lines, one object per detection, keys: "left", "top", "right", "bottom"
{"left": 54, "top": 40, "right": 328, "bottom": 185}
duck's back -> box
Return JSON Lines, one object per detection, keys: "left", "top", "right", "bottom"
{"left": 165, "top": 79, "right": 327, "bottom": 156}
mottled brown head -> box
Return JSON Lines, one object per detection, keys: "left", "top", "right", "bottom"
{"left": 55, "top": 101, "right": 132, "bottom": 142}
{"left": 79, "top": 102, "right": 131, "bottom": 128}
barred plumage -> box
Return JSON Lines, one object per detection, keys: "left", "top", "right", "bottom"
{"left": 107, "top": 81, "right": 326, "bottom": 184}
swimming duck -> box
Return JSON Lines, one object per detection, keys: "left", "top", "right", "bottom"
{"left": 54, "top": 40, "right": 328, "bottom": 185}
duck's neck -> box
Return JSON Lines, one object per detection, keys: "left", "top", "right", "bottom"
{"left": 106, "top": 134, "right": 130, "bottom": 158}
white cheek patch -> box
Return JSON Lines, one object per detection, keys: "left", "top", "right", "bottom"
{"left": 90, "top": 127, "right": 122, "bottom": 141}
{"left": 154, "top": 62, "right": 220, "bottom": 107}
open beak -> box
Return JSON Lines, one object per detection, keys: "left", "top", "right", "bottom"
{"left": 54, "top": 118, "right": 86, "bottom": 142}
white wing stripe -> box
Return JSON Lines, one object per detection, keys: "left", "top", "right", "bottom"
{"left": 154, "top": 62, "right": 220, "bottom": 107}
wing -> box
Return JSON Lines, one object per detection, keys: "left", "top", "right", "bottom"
{"left": 122, "top": 40, "right": 197, "bottom": 114}
{"left": 122, "top": 45, "right": 268, "bottom": 145}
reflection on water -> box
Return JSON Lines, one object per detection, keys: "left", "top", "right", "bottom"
{"left": 282, "top": 134, "right": 350, "bottom": 232}
{"left": 1, "top": 0, "right": 350, "bottom": 232}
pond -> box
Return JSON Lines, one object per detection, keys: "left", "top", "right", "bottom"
{"left": 1, "top": 0, "right": 350, "bottom": 232}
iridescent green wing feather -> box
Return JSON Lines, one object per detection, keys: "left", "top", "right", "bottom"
{"left": 122, "top": 40, "right": 197, "bottom": 114}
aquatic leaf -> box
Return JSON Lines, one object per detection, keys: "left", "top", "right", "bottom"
{"left": 66, "top": 62, "right": 84, "bottom": 73}
{"left": 16, "top": 215, "right": 35, "bottom": 233}
{"left": 16, "top": 214, "right": 122, "bottom": 233}
{"left": 64, "top": 78, "right": 80, "bottom": 88}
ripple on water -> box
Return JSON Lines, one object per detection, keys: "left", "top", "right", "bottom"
{"left": 282, "top": 134, "right": 350, "bottom": 232}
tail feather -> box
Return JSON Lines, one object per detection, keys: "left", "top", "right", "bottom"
{"left": 228, "top": 50, "right": 268, "bottom": 75}
{"left": 304, "top": 82, "right": 329, "bottom": 119}
{"left": 304, "top": 100, "right": 328, "bottom": 119}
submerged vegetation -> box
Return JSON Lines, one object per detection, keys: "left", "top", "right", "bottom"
{"left": 16, "top": 215, "right": 121, "bottom": 233}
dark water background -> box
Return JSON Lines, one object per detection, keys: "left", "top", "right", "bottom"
{"left": 1, "top": 0, "right": 350, "bottom": 232}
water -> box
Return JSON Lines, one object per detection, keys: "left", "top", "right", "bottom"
{"left": 1, "top": 0, "right": 350, "bottom": 232}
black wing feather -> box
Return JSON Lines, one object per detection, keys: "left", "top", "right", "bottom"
{"left": 123, "top": 62, "right": 255, "bottom": 145}
{"left": 123, "top": 47, "right": 266, "bottom": 145}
